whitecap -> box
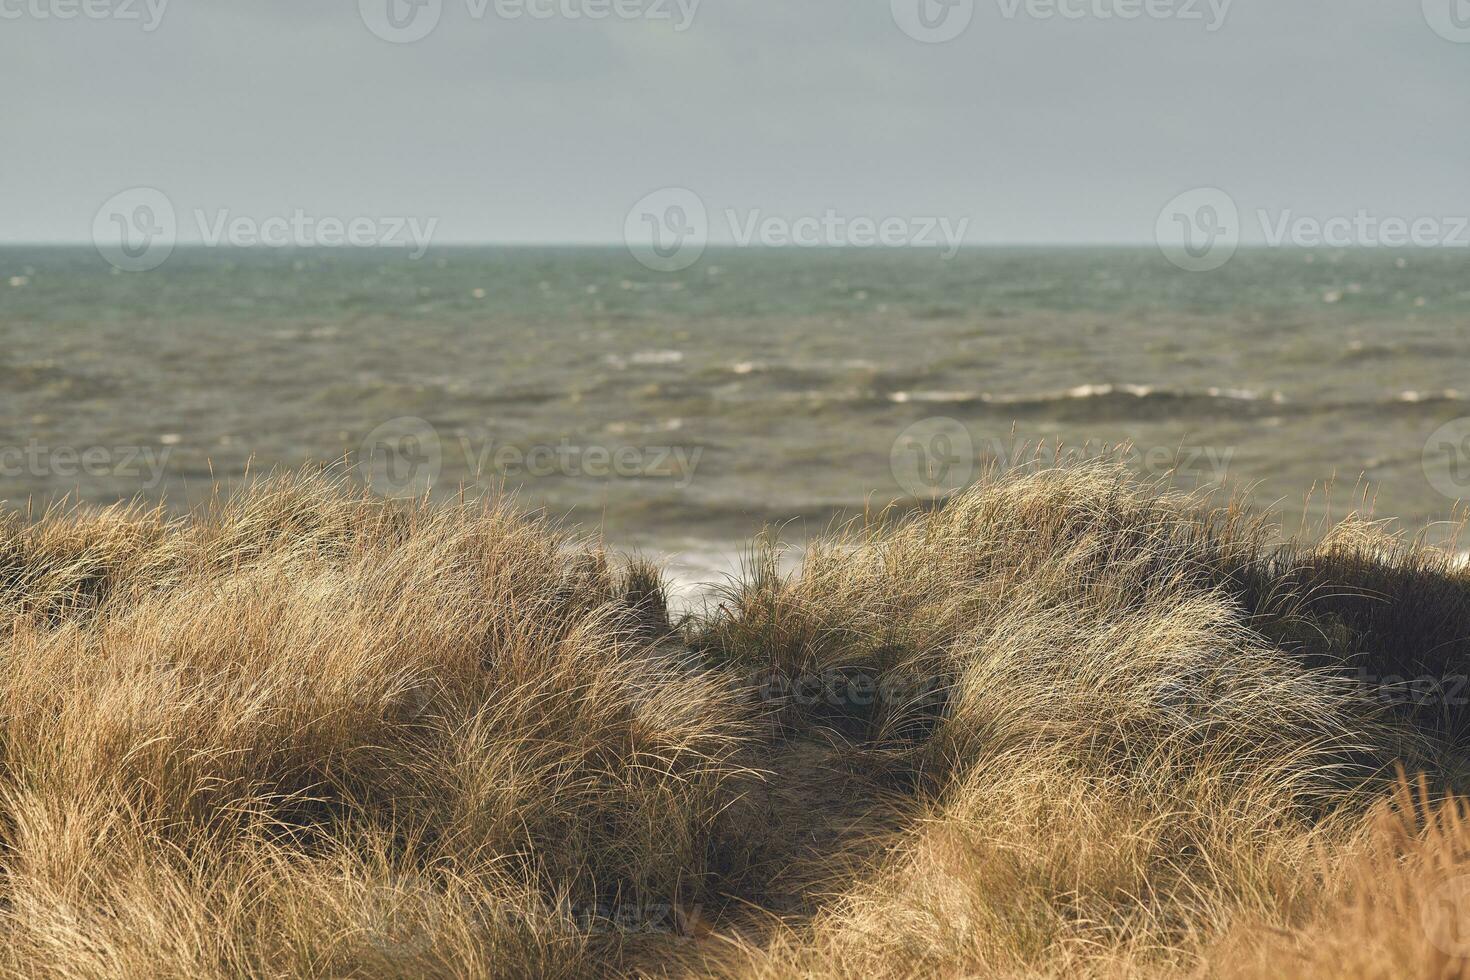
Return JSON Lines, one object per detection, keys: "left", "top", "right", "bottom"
{"left": 605, "top": 350, "right": 685, "bottom": 370}
{"left": 887, "top": 390, "right": 977, "bottom": 404}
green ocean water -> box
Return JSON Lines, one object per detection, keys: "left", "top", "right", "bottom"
{"left": 3, "top": 245, "right": 1469, "bottom": 584}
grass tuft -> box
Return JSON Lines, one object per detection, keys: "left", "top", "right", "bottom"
{"left": 2, "top": 462, "right": 1468, "bottom": 977}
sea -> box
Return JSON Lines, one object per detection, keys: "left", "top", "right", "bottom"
{"left": 3, "top": 245, "right": 1468, "bottom": 598}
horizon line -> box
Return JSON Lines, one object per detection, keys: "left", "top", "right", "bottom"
{"left": 2, "top": 241, "right": 1460, "bottom": 250}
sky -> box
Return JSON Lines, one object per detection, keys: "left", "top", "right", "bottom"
{"left": 2, "top": 0, "right": 1467, "bottom": 246}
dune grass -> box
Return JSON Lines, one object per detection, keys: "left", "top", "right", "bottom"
{"left": 1, "top": 464, "right": 1469, "bottom": 977}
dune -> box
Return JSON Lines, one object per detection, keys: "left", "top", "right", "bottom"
{"left": 1, "top": 464, "right": 1468, "bottom": 978}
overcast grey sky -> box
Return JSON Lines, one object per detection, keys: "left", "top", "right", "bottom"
{"left": 3, "top": 0, "right": 1466, "bottom": 245}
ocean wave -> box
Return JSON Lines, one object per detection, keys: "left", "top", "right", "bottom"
{"left": 728, "top": 358, "right": 879, "bottom": 376}
{"left": 604, "top": 418, "right": 685, "bottom": 435}
{"left": 604, "top": 350, "right": 685, "bottom": 370}
{"left": 887, "top": 384, "right": 1288, "bottom": 410}
{"left": 1393, "top": 389, "right": 1465, "bottom": 404}
{"left": 1342, "top": 340, "right": 1465, "bottom": 362}
{"left": 753, "top": 382, "right": 1470, "bottom": 421}
{"left": 886, "top": 390, "right": 978, "bottom": 404}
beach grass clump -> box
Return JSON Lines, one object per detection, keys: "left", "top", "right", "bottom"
{"left": 686, "top": 463, "right": 1469, "bottom": 978}
{"left": 1, "top": 462, "right": 1469, "bottom": 977}
{"left": 0, "top": 471, "right": 750, "bottom": 978}
{"left": 694, "top": 465, "right": 1381, "bottom": 786}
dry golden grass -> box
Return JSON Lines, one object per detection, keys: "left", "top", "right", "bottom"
{"left": 2, "top": 462, "right": 1470, "bottom": 977}
{"left": 0, "top": 471, "right": 750, "bottom": 978}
